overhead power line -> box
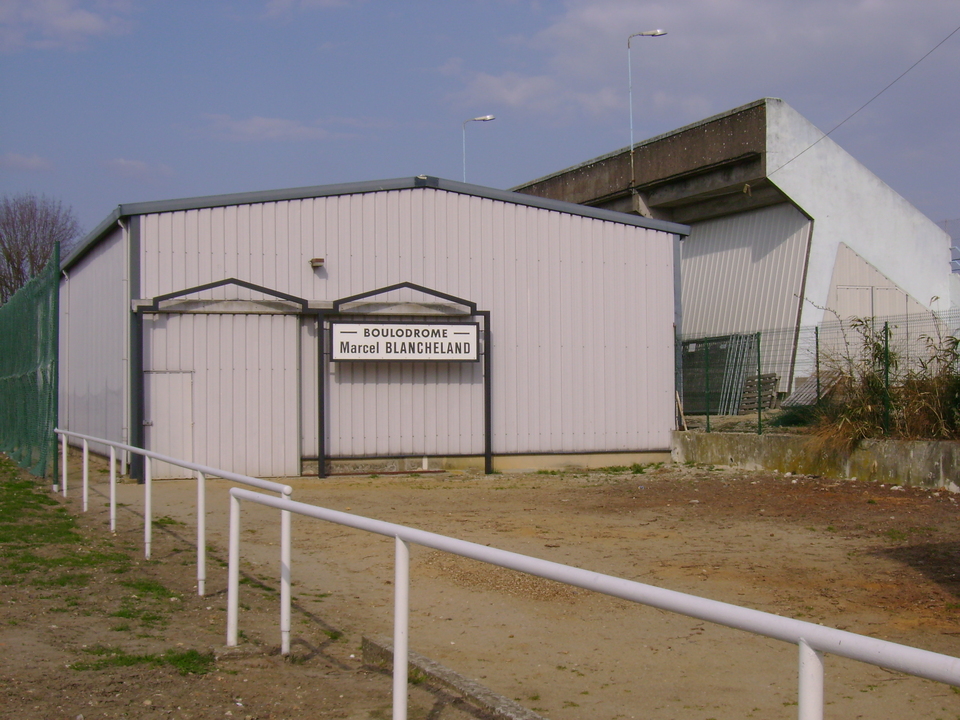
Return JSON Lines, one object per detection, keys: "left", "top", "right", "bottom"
{"left": 768, "top": 23, "right": 960, "bottom": 178}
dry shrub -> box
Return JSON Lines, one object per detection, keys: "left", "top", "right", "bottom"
{"left": 813, "top": 318, "right": 960, "bottom": 446}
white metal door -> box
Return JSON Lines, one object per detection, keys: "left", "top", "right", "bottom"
{"left": 144, "top": 371, "right": 194, "bottom": 479}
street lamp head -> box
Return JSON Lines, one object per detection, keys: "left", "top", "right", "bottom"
{"left": 472, "top": 115, "right": 495, "bottom": 122}
{"left": 628, "top": 29, "right": 667, "bottom": 45}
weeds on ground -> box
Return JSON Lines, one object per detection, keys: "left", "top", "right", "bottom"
{"left": 812, "top": 317, "right": 960, "bottom": 448}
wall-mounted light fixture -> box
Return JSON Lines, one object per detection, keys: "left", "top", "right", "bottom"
{"left": 309, "top": 257, "right": 325, "bottom": 268}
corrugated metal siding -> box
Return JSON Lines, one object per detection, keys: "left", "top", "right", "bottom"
{"left": 143, "top": 313, "right": 299, "bottom": 477}
{"left": 59, "top": 227, "right": 127, "bottom": 453}
{"left": 680, "top": 204, "right": 811, "bottom": 337}
{"left": 140, "top": 188, "right": 677, "bottom": 459}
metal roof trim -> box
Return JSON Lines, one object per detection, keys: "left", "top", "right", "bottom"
{"left": 63, "top": 175, "right": 689, "bottom": 271}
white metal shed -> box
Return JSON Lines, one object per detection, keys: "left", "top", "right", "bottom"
{"left": 59, "top": 176, "right": 688, "bottom": 478}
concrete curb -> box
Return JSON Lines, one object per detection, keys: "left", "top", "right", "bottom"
{"left": 362, "top": 636, "right": 549, "bottom": 720}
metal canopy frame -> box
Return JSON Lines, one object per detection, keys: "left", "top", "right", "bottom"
{"left": 130, "top": 279, "right": 318, "bottom": 480}
{"left": 131, "top": 279, "right": 492, "bottom": 480}
{"left": 320, "top": 282, "right": 492, "bottom": 477}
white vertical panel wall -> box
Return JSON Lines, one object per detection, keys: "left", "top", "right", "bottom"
{"left": 59, "top": 227, "right": 127, "bottom": 453}
{"left": 143, "top": 313, "right": 299, "bottom": 477}
{"left": 140, "top": 187, "right": 678, "bottom": 460}
{"left": 680, "top": 203, "right": 811, "bottom": 337}
{"left": 680, "top": 203, "right": 812, "bottom": 392}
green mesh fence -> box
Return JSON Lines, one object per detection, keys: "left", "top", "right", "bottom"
{"left": 0, "top": 243, "right": 59, "bottom": 476}
{"left": 679, "top": 308, "right": 960, "bottom": 434}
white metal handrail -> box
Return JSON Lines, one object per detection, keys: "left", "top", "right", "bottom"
{"left": 227, "top": 486, "right": 960, "bottom": 720}
{"left": 54, "top": 428, "right": 294, "bottom": 654}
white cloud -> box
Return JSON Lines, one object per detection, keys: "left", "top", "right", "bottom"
{"left": 201, "top": 114, "right": 338, "bottom": 142}
{"left": 104, "top": 157, "right": 172, "bottom": 181}
{"left": 445, "top": 0, "right": 960, "bottom": 131}
{"left": 0, "top": 152, "right": 54, "bottom": 170}
{"left": 0, "top": 0, "right": 134, "bottom": 52}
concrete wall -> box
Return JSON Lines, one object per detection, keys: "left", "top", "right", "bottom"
{"left": 765, "top": 99, "right": 956, "bottom": 320}
{"left": 672, "top": 431, "right": 960, "bottom": 491}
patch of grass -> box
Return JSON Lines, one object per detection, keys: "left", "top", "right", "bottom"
{"left": 34, "top": 572, "right": 90, "bottom": 588}
{"left": 883, "top": 526, "right": 937, "bottom": 542}
{"left": 164, "top": 648, "right": 216, "bottom": 675}
{"left": 0, "top": 474, "right": 80, "bottom": 546}
{"left": 239, "top": 576, "right": 275, "bottom": 593}
{"left": 119, "top": 578, "right": 176, "bottom": 599}
{"left": 536, "top": 469, "right": 561, "bottom": 475}
{"left": 322, "top": 629, "right": 343, "bottom": 641}
{"left": 153, "top": 515, "right": 184, "bottom": 527}
{"left": 71, "top": 645, "right": 215, "bottom": 675}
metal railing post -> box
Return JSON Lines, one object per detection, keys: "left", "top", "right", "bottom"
{"left": 82, "top": 439, "right": 89, "bottom": 512}
{"left": 798, "top": 638, "right": 824, "bottom": 720}
{"left": 227, "top": 491, "right": 241, "bottom": 647}
{"left": 280, "top": 500, "right": 291, "bottom": 656}
{"left": 197, "top": 471, "right": 206, "bottom": 596}
{"left": 109, "top": 445, "right": 117, "bottom": 532}
{"left": 393, "top": 536, "right": 410, "bottom": 720}
{"left": 57, "top": 432, "right": 66, "bottom": 493}
{"left": 144, "top": 457, "right": 152, "bottom": 559}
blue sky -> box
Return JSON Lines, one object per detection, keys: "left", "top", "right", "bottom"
{"left": 2, "top": 0, "right": 959, "bottom": 233}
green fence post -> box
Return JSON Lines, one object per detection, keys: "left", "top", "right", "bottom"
{"left": 705, "top": 340, "right": 711, "bottom": 433}
{"left": 883, "top": 321, "right": 891, "bottom": 436}
{"left": 757, "top": 331, "right": 763, "bottom": 435}
{"left": 51, "top": 241, "right": 60, "bottom": 481}
{"left": 815, "top": 326, "right": 821, "bottom": 403}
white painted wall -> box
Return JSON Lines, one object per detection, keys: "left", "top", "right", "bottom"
{"left": 765, "top": 99, "right": 955, "bottom": 326}
{"left": 143, "top": 312, "right": 300, "bottom": 477}
{"left": 58, "top": 226, "right": 127, "bottom": 454}
{"left": 137, "top": 187, "right": 678, "bottom": 465}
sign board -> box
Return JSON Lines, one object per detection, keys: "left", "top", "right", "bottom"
{"left": 331, "top": 322, "right": 480, "bottom": 362}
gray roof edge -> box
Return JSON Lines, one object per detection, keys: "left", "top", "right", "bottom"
{"left": 511, "top": 98, "right": 778, "bottom": 191}
{"left": 65, "top": 176, "right": 690, "bottom": 270}
{"left": 61, "top": 206, "right": 122, "bottom": 272}
{"left": 436, "top": 177, "right": 690, "bottom": 235}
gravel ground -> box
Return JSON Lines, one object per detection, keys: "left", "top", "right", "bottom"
{"left": 4, "top": 451, "right": 960, "bottom": 719}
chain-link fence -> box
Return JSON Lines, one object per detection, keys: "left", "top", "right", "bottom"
{"left": 679, "top": 308, "right": 960, "bottom": 434}
{"left": 0, "top": 243, "right": 59, "bottom": 476}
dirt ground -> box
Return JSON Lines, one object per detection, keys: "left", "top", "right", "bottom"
{"left": 5, "top": 453, "right": 960, "bottom": 720}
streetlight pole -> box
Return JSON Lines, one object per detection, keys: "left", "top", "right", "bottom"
{"left": 462, "top": 115, "right": 495, "bottom": 183}
{"left": 628, "top": 29, "right": 666, "bottom": 188}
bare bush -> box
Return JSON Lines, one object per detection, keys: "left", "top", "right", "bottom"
{"left": 0, "top": 193, "right": 81, "bottom": 304}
